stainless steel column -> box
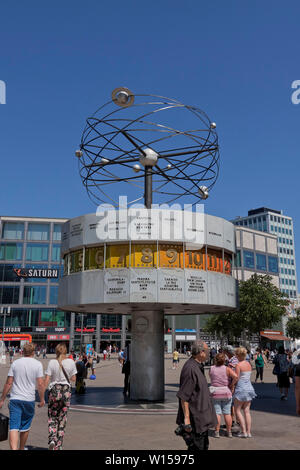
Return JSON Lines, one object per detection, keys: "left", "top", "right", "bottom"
{"left": 69, "top": 312, "right": 75, "bottom": 351}
{"left": 130, "top": 310, "right": 164, "bottom": 401}
{"left": 96, "top": 314, "right": 101, "bottom": 353}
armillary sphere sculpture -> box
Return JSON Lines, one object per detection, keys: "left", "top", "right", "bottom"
{"left": 75, "top": 87, "right": 220, "bottom": 208}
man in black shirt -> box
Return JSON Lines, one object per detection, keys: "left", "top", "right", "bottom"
{"left": 295, "top": 363, "right": 300, "bottom": 416}
{"left": 176, "top": 340, "right": 217, "bottom": 451}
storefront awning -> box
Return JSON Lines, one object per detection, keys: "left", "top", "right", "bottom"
{"left": 260, "top": 333, "right": 290, "bottom": 341}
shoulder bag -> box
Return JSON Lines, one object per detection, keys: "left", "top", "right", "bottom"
{"left": 57, "top": 360, "right": 71, "bottom": 386}
{"left": 0, "top": 413, "right": 9, "bottom": 442}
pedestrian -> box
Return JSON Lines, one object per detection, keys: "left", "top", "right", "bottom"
{"left": 223, "top": 345, "right": 239, "bottom": 427}
{"left": 209, "top": 353, "right": 238, "bottom": 438}
{"left": 176, "top": 340, "right": 217, "bottom": 452}
{"left": 118, "top": 349, "right": 124, "bottom": 366}
{"left": 91, "top": 354, "right": 97, "bottom": 376}
{"left": 254, "top": 348, "right": 267, "bottom": 383}
{"left": 172, "top": 349, "right": 179, "bottom": 369}
{"left": 9, "top": 347, "right": 14, "bottom": 364}
{"left": 273, "top": 345, "right": 290, "bottom": 400}
{"left": 0, "top": 342, "right": 45, "bottom": 450}
{"left": 75, "top": 358, "right": 86, "bottom": 394}
{"left": 210, "top": 347, "right": 217, "bottom": 365}
{"left": 122, "top": 342, "right": 131, "bottom": 396}
{"left": 291, "top": 349, "right": 300, "bottom": 415}
{"left": 232, "top": 347, "right": 256, "bottom": 438}
{"left": 44, "top": 343, "right": 77, "bottom": 450}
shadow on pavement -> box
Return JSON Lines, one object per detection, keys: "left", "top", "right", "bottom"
{"left": 167, "top": 381, "right": 297, "bottom": 418}
{"left": 71, "top": 386, "right": 179, "bottom": 408}
{"left": 250, "top": 382, "right": 297, "bottom": 417}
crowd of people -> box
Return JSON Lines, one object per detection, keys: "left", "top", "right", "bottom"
{"left": 0, "top": 340, "right": 299, "bottom": 452}
{"left": 175, "top": 342, "right": 300, "bottom": 452}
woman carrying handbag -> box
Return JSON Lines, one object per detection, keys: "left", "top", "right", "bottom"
{"left": 44, "top": 343, "right": 77, "bottom": 450}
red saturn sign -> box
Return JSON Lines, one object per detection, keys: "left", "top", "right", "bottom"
{"left": 101, "top": 328, "right": 120, "bottom": 333}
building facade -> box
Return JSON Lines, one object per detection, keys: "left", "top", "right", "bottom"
{"left": 233, "top": 226, "right": 280, "bottom": 286}
{"left": 0, "top": 216, "right": 127, "bottom": 352}
{"left": 232, "top": 207, "right": 298, "bottom": 300}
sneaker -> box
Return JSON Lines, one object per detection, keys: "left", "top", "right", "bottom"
{"left": 214, "top": 431, "right": 220, "bottom": 438}
{"left": 246, "top": 433, "right": 252, "bottom": 438}
{"left": 280, "top": 394, "right": 285, "bottom": 400}
{"left": 283, "top": 396, "right": 288, "bottom": 401}
{"left": 236, "top": 432, "right": 247, "bottom": 438}
{"left": 49, "top": 441, "right": 55, "bottom": 450}
{"left": 227, "top": 431, "right": 233, "bottom": 438}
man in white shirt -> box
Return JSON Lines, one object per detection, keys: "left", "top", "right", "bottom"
{"left": 0, "top": 342, "right": 44, "bottom": 450}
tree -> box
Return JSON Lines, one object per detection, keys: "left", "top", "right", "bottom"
{"left": 204, "top": 310, "right": 245, "bottom": 345}
{"left": 204, "top": 274, "right": 289, "bottom": 346}
{"left": 239, "top": 274, "right": 289, "bottom": 345}
{"left": 286, "top": 309, "right": 300, "bottom": 341}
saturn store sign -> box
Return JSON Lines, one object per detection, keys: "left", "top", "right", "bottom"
{"left": 13, "top": 268, "right": 59, "bottom": 279}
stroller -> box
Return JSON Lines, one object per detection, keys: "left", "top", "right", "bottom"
{"left": 75, "top": 361, "right": 86, "bottom": 394}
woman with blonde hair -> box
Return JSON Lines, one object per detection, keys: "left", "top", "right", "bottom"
{"left": 44, "top": 343, "right": 77, "bottom": 450}
{"left": 232, "top": 347, "right": 256, "bottom": 438}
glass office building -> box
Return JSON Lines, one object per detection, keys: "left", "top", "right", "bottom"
{"left": 0, "top": 216, "right": 124, "bottom": 352}
{"left": 0, "top": 216, "right": 69, "bottom": 350}
{"left": 232, "top": 208, "right": 298, "bottom": 300}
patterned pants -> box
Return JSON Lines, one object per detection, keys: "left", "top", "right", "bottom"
{"left": 48, "top": 384, "right": 71, "bottom": 450}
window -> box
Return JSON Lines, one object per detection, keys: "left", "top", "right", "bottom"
{"left": 53, "top": 224, "right": 62, "bottom": 241}
{"left": 49, "top": 287, "right": 58, "bottom": 305}
{"left": 243, "top": 251, "right": 254, "bottom": 269}
{"left": 256, "top": 253, "right": 267, "bottom": 271}
{"left": 235, "top": 251, "right": 241, "bottom": 267}
{"left": 26, "top": 244, "right": 49, "bottom": 262}
{"left": 2, "top": 222, "right": 24, "bottom": 240}
{"left": 0, "top": 286, "right": 19, "bottom": 304}
{"left": 51, "top": 245, "right": 61, "bottom": 262}
{"left": 268, "top": 256, "right": 279, "bottom": 273}
{"left": 0, "top": 243, "right": 23, "bottom": 261}
{"left": 27, "top": 223, "right": 49, "bottom": 241}
{"left": 270, "top": 215, "right": 273, "bottom": 221}
{"left": 23, "top": 286, "right": 47, "bottom": 305}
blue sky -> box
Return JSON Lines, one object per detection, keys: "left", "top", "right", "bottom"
{"left": 0, "top": 1, "right": 300, "bottom": 282}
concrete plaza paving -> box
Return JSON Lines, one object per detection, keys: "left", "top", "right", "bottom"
{"left": 0, "top": 353, "right": 299, "bottom": 451}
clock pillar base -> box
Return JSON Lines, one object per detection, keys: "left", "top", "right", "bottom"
{"left": 130, "top": 310, "right": 165, "bottom": 401}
